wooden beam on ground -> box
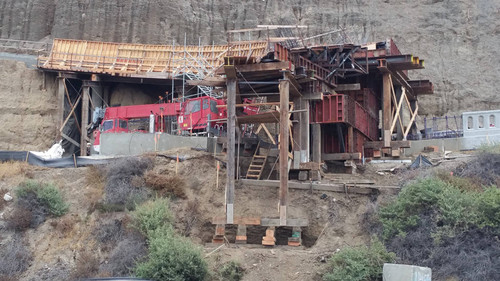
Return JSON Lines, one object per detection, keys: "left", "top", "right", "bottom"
{"left": 261, "top": 218, "right": 309, "bottom": 227}
{"left": 225, "top": 77, "right": 237, "bottom": 224}
{"left": 80, "top": 86, "right": 90, "bottom": 156}
{"left": 335, "top": 83, "right": 361, "bottom": 91}
{"left": 322, "top": 153, "right": 361, "bottom": 161}
{"left": 212, "top": 217, "right": 261, "bottom": 225}
{"left": 239, "top": 179, "right": 400, "bottom": 195}
{"left": 364, "top": 140, "right": 411, "bottom": 149}
{"left": 279, "top": 77, "right": 290, "bottom": 226}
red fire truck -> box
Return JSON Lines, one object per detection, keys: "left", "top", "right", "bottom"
{"left": 92, "top": 96, "right": 257, "bottom": 153}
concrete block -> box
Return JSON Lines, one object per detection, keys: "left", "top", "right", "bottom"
{"left": 298, "top": 171, "right": 309, "bottom": 181}
{"left": 383, "top": 263, "right": 431, "bottom": 281}
{"left": 423, "top": 145, "right": 439, "bottom": 152}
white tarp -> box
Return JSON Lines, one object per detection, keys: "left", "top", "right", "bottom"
{"left": 30, "top": 141, "right": 64, "bottom": 160}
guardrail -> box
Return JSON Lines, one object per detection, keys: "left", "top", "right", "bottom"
{"left": 0, "top": 38, "right": 52, "bottom": 55}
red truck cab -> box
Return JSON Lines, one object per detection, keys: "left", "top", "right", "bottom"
{"left": 93, "top": 118, "right": 130, "bottom": 153}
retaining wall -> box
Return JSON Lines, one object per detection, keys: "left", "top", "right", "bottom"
{"left": 100, "top": 133, "right": 207, "bottom": 156}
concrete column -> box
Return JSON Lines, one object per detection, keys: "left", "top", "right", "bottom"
{"left": 279, "top": 79, "right": 290, "bottom": 226}
{"left": 226, "top": 78, "right": 236, "bottom": 224}
{"left": 382, "top": 73, "right": 392, "bottom": 147}
{"left": 292, "top": 97, "right": 301, "bottom": 169}
{"left": 300, "top": 99, "right": 310, "bottom": 163}
{"left": 312, "top": 123, "right": 321, "bottom": 163}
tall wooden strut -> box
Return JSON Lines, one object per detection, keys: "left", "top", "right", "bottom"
{"left": 80, "top": 85, "right": 90, "bottom": 156}
{"left": 225, "top": 77, "right": 237, "bottom": 224}
{"left": 279, "top": 77, "right": 290, "bottom": 226}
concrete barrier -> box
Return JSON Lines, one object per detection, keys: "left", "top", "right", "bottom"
{"left": 383, "top": 263, "right": 431, "bottom": 281}
{"left": 100, "top": 133, "right": 207, "bottom": 156}
{"left": 405, "top": 110, "right": 500, "bottom": 155}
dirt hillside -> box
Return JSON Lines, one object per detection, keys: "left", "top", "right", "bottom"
{"left": 0, "top": 148, "right": 388, "bottom": 281}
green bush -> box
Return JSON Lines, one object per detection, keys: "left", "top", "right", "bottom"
{"left": 135, "top": 226, "right": 208, "bottom": 281}
{"left": 477, "top": 187, "right": 500, "bottom": 227}
{"left": 323, "top": 240, "right": 395, "bottom": 281}
{"left": 218, "top": 261, "right": 244, "bottom": 281}
{"left": 378, "top": 178, "right": 449, "bottom": 240}
{"left": 15, "top": 180, "right": 68, "bottom": 217}
{"left": 130, "top": 197, "right": 174, "bottom": 236}
{"left": 37, "top": 183, "right": 69, "bottom": 216}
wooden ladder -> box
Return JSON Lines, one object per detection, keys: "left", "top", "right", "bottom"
{"left": 246, "top": 142, "right": 268, "bottom": 180}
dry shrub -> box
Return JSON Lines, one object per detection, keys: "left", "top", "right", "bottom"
{"left": 0, "top": 234, "right": 32, "bottom": 278}
{"left": 0, "top": 161, "right": 33, "bottom": 180}
{"left": 0, "top": 188, "right": 8, "bottom": 212}
{"left": 144, "top": 171, "right": 186, "bottom": 198}
{"left": 86, "top": 165, "right": 106, "bottom": 187}
{"left": 103, "top": 157, "right": 152, "bottom": 208}
{"left": 455, "top": 152, "right": 500, "bottom": 187}
{"left": 99, "top": 232, "right": 147, "bottom": 277}
{"left": 182, "top": 200, "right": 199, "bottom": 236}
{"left": 95, "top": 218, "right": 126, "bottom": 251}
{"left": 52, "top": 215, "right": 79, "bottom": 234}
{"left": 71, "top": 249, "right": 99, "bottom": 279}
{"left": 6, "top": 206, "right": 33, "bottom": 231}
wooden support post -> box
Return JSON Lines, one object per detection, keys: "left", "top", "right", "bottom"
{"left": 288, "top": 226, "right": 302, "bottom": 247}
{"left": 80, "top": 85, "right": 90, "bottom": 156}
{"left": 279, "top": 78, "right": 289, "bottom": 226}
{"left": 262, "top": 226, "right": 276, "bottom": 246}
{"left": 212, "top": 224, "right": 225, "bottom": 244}
{"left": 57, "top": 77, "right": 65, "bottom": 138}
{"left": 312, "top": 123, "right": 321, "bottom": 164}
{"left": 226, "top": 78, "right": 237, "bottom": 224}
{"left": 235, "top": 224, "right": 247, "bottom": 244}
{"left": 382, "top": 73, "right": 392, "bottom": 147}
{"left": 292, "top": 97, "right": 301, "bottom": 169}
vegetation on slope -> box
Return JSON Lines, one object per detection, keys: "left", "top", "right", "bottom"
{"left": 324, "top": 151, "right": 500, "bottom": 281}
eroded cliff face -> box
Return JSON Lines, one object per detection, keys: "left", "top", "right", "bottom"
{"left": 0, "top": 59, "right": 58, "bottom": 151}
{"left": 0, "top": 0, "right": 499, "bottom": 115}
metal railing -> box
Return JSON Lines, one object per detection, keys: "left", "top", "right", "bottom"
{"left": 0, "top": 38, "right": 52, "bottom": 55}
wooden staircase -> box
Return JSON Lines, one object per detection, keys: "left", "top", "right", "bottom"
{"left": 246, "top": 142, "right": 268, "bottom": 180}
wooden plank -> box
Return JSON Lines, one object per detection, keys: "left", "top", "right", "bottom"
{"left": 239, "top": 179, "right": 401, "bottom": 195}
{"left": 237, "top": 111, "right": 279, "bottom": 124}
{"left": 279, "top": 78, "right": 290, "bottom": 226}
{"left": 226, "top": 77, "right": 237, "bottom": 224}
{"left": 61, "top": 133, "right": 80, "bottom": 148}
{"left": 302, "top": 92, "right": 323, "bottom": 100}
{"left": 212, "top": 217, "right": 261, "bottom": 225}
{"left": 233, "top": 61, "right": 291, "bottom": 73}
{"left": 364, "top": 140, "right": 411, "bottom": 149}
{"left": 335, "top": 83, "right": 361, "bottom": 91}
{"left": 322, "top": 153, "right": 361, "bottom": 161}
{"left": 261, "top": 218, "right": 309, "bottom": 227}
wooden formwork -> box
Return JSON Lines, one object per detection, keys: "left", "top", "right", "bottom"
{"left": 38, "top": 38, "right": 268, "bottom": 76}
